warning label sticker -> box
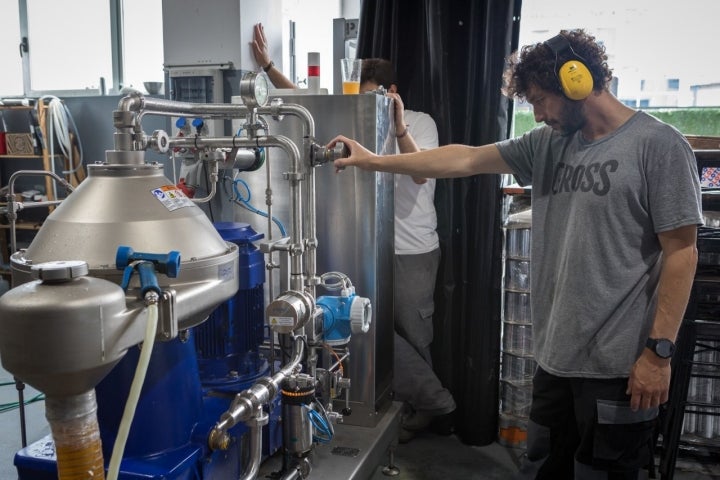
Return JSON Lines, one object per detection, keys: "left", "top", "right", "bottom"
{"left": 269, "top": 316, "right": 295, "bottom": 327}
{"left": 151, "top": 185, "right": 195, "bottom": 211}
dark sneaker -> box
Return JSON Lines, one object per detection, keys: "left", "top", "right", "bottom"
{"left": 398, "top": 427, "right": 416, "bottom": 444}
{"left": 401, "top": 411, "right": 433, "bottom": 432}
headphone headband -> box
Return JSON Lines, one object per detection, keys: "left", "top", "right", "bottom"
{"left": 543, "top": 33, "right": 593, "bottom": 100}
{"left": 544, "top": 34, "right": 572, "bottom": 56}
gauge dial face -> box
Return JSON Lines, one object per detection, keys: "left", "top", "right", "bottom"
{"left": 241, "top": 72, "right": 268, "bottom": 107}
{"left": 253, "top": 73, "right": 268, "bottom": 107}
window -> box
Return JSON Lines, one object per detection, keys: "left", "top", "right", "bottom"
{"left": 1, "top": 0, "right": 163, "bottom": 96}
{"left": 26, "top": 0, "right": 112, "bottom": 93}
{"left": 0, "top": 1, "right": 23, "bottom": 96}
{"left": 514, "top": 0, "right": 720, "bottom": 137}
{"left": 122, "top": 0, "right": 164, "bottom": 92}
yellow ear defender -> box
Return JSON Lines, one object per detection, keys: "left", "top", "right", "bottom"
{"left": 544, "top": 34, "right": 594, "bottom": 101}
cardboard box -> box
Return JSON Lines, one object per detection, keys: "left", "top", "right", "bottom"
{"left": 5, "top": 133, "right": 35, "bottom": 155}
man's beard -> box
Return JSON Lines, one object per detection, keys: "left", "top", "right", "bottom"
{"left": 556, "top": 99, "right": 586, "bottom": 136}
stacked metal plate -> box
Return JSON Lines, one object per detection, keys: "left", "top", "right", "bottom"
{"left": 499, "top": 209, "right": 535, "bottom": 447}
{"left": 680, "top": 226, "right": 720, "bottom": 442}
{"left": 681, "top": 343, "right": 720, "bottom": 440}
{"left": 679, "top": 227, "right": 720, "bottom": 444}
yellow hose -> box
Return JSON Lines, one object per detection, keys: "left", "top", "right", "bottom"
{"left": 47, "top": 391, "right": 105, "bottom": 480}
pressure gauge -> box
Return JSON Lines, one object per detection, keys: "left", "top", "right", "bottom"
{"left": 240, "top": 72, "right": 269, "bottom": 107}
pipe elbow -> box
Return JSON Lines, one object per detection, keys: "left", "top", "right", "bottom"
{"left": 117, "top": 93, "right": 144, "bottom": 113}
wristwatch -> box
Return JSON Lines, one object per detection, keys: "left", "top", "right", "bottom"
{"left": 645, "top": 337, "right": 676, "bottom": 359}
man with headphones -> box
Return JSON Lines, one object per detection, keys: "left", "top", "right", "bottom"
{"left": 330, "top": 29, "right": 702, "bottom": 479}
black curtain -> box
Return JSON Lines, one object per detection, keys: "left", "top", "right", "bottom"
{"left": 358, "top": 0, "right": 521, "bottom": 445}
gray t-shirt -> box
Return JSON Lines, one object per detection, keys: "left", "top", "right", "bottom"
{"left": 497, "top": 111, "right": 702, "bottom": 378}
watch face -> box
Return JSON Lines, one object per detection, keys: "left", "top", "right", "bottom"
{"left": 656, "top": 339, "right": 675, "bottom": 358}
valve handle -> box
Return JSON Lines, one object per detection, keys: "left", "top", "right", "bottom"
{"left": 116, "top": 246, "right": 181, "bottom": 277}
{"left": 116, "top": 246, "right": 181, "bottom": 297}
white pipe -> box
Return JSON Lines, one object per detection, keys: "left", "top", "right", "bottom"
{"left": 191, "top": 159, "right": 219, "bottom": 204}
{"left": 106, "top": 302, "right": 158, "bottom": 480}
{"left": 6, "top": 169, "right": 74, "bottom": 253}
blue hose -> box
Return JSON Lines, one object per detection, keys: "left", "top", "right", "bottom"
{"left": 232, "top": 178, "right": 287, "bottom": 237}
{"left": 305, "top": 405, "right": 333, "bottom": 443}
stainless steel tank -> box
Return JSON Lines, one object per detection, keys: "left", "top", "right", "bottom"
{"left": 0, "top": 261, "right": 129, "bottom": 397}
{"left": 232, "top": 93, "right": 395, "bottom": 426}
{"left": 10, "top": 155, "right": 239, "bottom": 331}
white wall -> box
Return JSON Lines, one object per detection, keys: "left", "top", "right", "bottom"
{"left": 280, "top": 0, "right": 342, "bottom": 91}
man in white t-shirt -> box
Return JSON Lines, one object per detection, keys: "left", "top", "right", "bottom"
{"left": 360, "top": 59, "right": 456, "bottom": 442}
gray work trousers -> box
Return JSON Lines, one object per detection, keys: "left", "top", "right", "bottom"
{"left": 393, "top": 249, "right": 455, "bottom": 414}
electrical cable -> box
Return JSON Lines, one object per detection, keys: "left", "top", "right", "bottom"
{"left": 221, "top": 175, "right": 234, "bottom": 198}
{"left": 40, "top": 96, "right": 85, "bottom": 178}
{"left": 322, "top": 343, "right": 344, "bottom": 376}
{"left": 232, "top": 177, "right": 287, "bottom": 237}
{"left": 0, "top": 393, "right": 45, "bottom": 413}
{"left": 319, "top": 271, "right": 353, "bottom": 294}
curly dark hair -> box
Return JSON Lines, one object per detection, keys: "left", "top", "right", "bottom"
{"left": 503, "top": 29, "right": 613, "bottom": 99}
{"left": 361, "top": 58, "right": 397, "bottom": 88}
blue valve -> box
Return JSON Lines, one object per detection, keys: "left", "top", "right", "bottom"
{"left": 116, "top": 246, "right": 181, "bottom": 297}
{"left": 191, "top": 117, "right": 204, "bottom": 133}
{"left": 175, "top": 117, "right": 187, "bottom": 129}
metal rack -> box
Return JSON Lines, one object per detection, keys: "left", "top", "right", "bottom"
{"left": 658, "top": 281, "right": 720, "bottom": 478}
{"left": 0, "top": 99, "right": 83, "bottom": 281}
{"left": 657, "top": 148, "right": 720, "bottom": 478}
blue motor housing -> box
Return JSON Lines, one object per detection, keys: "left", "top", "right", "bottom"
{"left": 195, "top": 222, "right": 267, "bottom": 388}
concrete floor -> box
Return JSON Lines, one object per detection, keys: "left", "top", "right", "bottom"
{"left": 0, "top": 375, "right": 48, "bottom": 480}
{"left": 1, "top": 365, "right": 718, "bottom": 479}
{"left": 369, "top": 431, "right": 521, "bottom": 479}
{"left": 370, "top": 429, "right": 720, "bottom": 480}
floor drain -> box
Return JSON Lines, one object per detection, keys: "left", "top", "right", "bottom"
{"left": 331, "top": 446, "right": 360, "bottom": 457}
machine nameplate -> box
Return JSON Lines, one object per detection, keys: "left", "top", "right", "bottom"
{"left": 217, "top": 262, "right": 234, "bottom": 281}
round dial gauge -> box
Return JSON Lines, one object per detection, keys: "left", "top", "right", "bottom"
{"left": 240, "top": 72, "right": 269, "bottom": 107}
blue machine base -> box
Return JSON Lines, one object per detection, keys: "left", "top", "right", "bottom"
{"left": 15, "top": 435, "right": 204, "bottom": 480}
{"left": 14, "top": 391, "right": 283, "bottom": 480}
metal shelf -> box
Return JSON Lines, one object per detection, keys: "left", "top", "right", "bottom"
{"left": 0, "top": 154, "right": 62, "bottom": 159}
